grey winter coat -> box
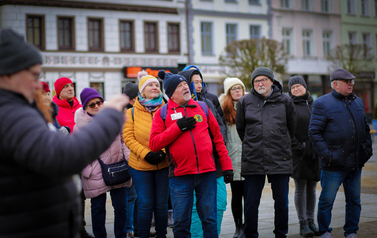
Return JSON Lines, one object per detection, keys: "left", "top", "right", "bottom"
{"left": 236, "top": 81, "right": 296, "bottom": 176}
{"left": 0, "top": 89, "right": 124, "bottom": 238}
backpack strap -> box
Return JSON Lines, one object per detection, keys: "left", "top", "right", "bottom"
{"left": 160, "top": 104, "right": 168, "bottom": 121}
{"left": 197, "top": 101, "right": 209, "bottom": 119}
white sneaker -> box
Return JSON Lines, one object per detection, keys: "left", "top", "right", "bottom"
{"left": 320, "top": 231, "right": 332, "bottom": 238}
{"left": 346, "top": 233, "right": 357, "bottom": 238}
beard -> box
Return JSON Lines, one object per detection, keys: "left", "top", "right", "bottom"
{"left": 183, "top": 91, "right": 191, "bottom": 101}
{"left": 256, "top": 86, "right": 267, "bottom": 95}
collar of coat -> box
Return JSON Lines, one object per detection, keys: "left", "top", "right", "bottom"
{"left": 331, "top": 89, "right": 356, "bottom": 102}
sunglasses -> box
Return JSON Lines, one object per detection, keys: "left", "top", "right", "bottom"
{"left": 338, "top": 79, "right": 355, "bottom": 85}
{"left": 87, "top": 100, "right": 103, "bottom": 109}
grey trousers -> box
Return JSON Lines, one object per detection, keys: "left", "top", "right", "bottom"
{"left": 294, "top": 178, "right": 318, "bottom": 221}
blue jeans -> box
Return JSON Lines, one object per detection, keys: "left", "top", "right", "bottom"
{"left": 126, "top": 183, "right": 137, "bottom": 232}
{"left": 170, "top": 172, "right": 217, "bottom": 238}
{"left": 129, "top": 167, "right": 169, "bottom": 238}
{"left": 190, "top": 176, "right": 227, "bottom": 237}
{"left": 244, "top": 174, "right": 290, "bottom": 238}
{"left": 91, "top": 187, "right": 128, "bottom": 238}
{"left": 317, "top": 169, "right": 362, "bottom": 236}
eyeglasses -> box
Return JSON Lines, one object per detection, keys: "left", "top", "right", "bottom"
{"left": 231, "top": 86, "right": 243, "bottom": 91}
{"left": 338, "top": 79, "right": 355, "bottom": 85}
{"left": 88, "top": 100, "right": 103, "bottom": 109}
{"left": 254, "top": 78, "right": 269, "bottom": 85}
{"left": 26, "top": 69, "right": 41, "bottom": 80}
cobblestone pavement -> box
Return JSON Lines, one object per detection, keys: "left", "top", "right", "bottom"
{"left": 85, "top": 141, "right": 377, "bottom": 238}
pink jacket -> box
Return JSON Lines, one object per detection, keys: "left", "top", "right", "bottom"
{"left": 74, "top": 108, "right": 132, "bottom": 198}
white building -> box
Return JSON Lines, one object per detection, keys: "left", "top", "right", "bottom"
{"left": 187, "top": 0, "right": 271, "bottom": 94}
{"left": 0, "top": 0, "right": 188, "bottom": 100}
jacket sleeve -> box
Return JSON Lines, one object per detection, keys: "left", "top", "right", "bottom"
{"left": 236, "top": 98, "right": 246, "bottom": 141}
{"left": 204, "top": 99, "right": 227, "bottom": 143}
{"left": 308, "top": 100, "right": 331, "bottom": 160}
{"left": 207, "top": 108, "right": 233, "bottom": 171}
{"left": 2, "top": 107, "right": 124, "bottom": 177}
{"left": 149, "top": 108, "right": 183, "bottom": 152}
{"left": 364, "top": 116, "right": 373, "bottom": 156}
{"left": 123, "top": 108, "right": 151, "bottom": 160}
{"left": 286, "top": 96, "right": 297, "bottom": 139}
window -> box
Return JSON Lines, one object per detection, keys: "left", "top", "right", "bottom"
{"left": 57, "top": 17, "right": 74, "bottom": 50}
{"left": 120, "top": 20, "right": 134, "bottom": 52}
{"left": 302, "top": 0, "right": 312, "bottom": 10}
{"left": 375, "top": 0, "right": 377, "bottom": 16}
{"left": 88, "top": 18, "right": 104, "bottom": 51}
{"left": 168, "top": 23, "right": 180, "bottom": 53}
{"left": 302, "top": 30, "right": 312, "bottom": 56}
{"left": 144, "top": 22, "right": 158, "bottom": 52}
{"left": 226, "top": 24, "right": 237, "bottom": 46}
{"left": 282, "top": 28, "right": 292, "bottom": 54}
{"left": 201, "top": 22, "right": 213, "bottom": 55}
{"left": 322, "top": 31, "right": 332, "bottom": 56}
{"left": 225, "top": 0, "right": 237, "bottom": 2}
{"left": 360, "top": 0, "right": 370, "bottom": 16}
{"left": 281, "top": 0, "right": 290, "bottom": 8}
{"left": 250, "top": 25, "right": 260, "bottom": 39}
{"left": 26, "top": 15, "right": 45, "bottom": 50}
{"left": 90, "top": 82, "right": 104, "bottom": 99}
{"left": 375, "top": 34, "right": 377, "bottom": 59}
{"left": 321, "top": 0, "right": 331, "bottom": 12}
{"left": 346, "top": 0, "right": 356, "bottom": 14}
{"left": 348, "top": 32, "right": 358, "bottom": 44}
{"left": 249, "top": 0, "right": 259, "bottom": 3}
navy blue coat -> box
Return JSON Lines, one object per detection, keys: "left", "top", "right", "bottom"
{"left": 308, "top": 90, "right": 372, "bottom": 171}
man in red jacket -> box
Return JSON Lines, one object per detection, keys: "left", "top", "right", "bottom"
{"left": 52, "top": 77, "right": 81, "bottom": 133}
{"left": 150, "top": 71, "right": 233, "bottom": 238}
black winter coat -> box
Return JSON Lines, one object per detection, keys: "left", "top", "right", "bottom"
{"left": 309, "top": 90, "right": 372, "bottom": 171}
{"left": 290, "top": 93, "right": 320, "bottom": 181}
{"left": 236, "top": 81, "right": 296, "bottom": 176}
{"left": 0, "top": 89, "right": 124, "bottom": 238}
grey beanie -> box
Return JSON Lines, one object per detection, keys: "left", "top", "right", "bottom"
{"left": 288, "top": 76, "right": 307, "bottom": 91}
{"left": 0, "top": 28, "right": 43, "bottom": 75}
{"left": 251, "top": 67, "right": 274, "bottom": 86}
{"left": 330, "top": 69, "right": 355, "bottom": 81}
{"left": 123, "top": 82, "right": 139, "bottom": 100}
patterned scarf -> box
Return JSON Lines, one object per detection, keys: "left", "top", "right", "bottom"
{"left": 138, "top": 93, "right": 163, "bottom": 113}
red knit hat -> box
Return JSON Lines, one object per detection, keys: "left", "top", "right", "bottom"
{"left": 54, "top": 77, "right": 73, "bottom": 96}
{"left": 41, "top": 82, "right": 50, "bottom": 93}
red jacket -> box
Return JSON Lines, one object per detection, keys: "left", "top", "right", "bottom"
{"left": 52, "top": 95, "right": 81, "bottom": 133}
{"left": 149, "top": 99, "right": 233, "bottom": 177}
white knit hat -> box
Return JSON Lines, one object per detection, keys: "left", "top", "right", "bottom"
{"left": 224, "top": 77, "right": 246, "bottom": 95}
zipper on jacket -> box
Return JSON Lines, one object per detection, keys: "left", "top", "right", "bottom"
{"left": 151, "top": 111, "right": 159, "bottom": 170}
{"left": 183, "top": 106, "right": 200, "bottom": 173}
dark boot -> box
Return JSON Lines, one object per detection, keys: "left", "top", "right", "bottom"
{"left": 233, "top": 220, "right": 244, "bottom": 238}
{"left": 300, "top": 220, "right": 314, "bottom": 237}
{"left": 307, "top": 219, "right": 320, "bottom": 236}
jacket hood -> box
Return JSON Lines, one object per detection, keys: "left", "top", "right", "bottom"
{"left": 178, "top": 69, "right": 203, "bottom": 85}
{"left": 74, "top": 107, "right": 92, "bottom": 129}
{"left": 51, "top": 101, "right": 59, "bottom": 117}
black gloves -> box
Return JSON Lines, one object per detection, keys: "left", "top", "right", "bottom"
{"left": 145, "top": 150, "right": 166, "bottom": 165}
{"left": 223, "top": 170, "right": 234, "bottom": 184}
{"left": 176, "top": 117, "right": 197, "bottom": 132}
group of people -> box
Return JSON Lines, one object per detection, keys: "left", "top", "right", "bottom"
{"left": 0, "top": 27, "right": 373, "bottom": 238}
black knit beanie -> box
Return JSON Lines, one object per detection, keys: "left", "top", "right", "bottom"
{"left": 251, "top": 67, "right": 274, "bottom": 86}
{"left": 158, "top": 70, "right": 187, "bottom": 98}
{"left": 123, "top": 82, "right": 139, "bottom": 100}
{"left": 0, "top": 28, "right": 43, "bottom": 75}
{"left": 288, "top": 76, "right": 307, "bottom": 91}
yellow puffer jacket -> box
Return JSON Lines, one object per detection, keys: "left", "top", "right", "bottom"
{"left": 123, "top": 98, "right": 168, "bottom": 171}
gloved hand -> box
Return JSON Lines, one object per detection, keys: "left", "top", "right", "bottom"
{"left": 223, "top": 170, "right": 234, "bottom": 184}
{"left": 58, "top": 126, "right": 70, "bottom": 135}
{"left": 176, "top": 117, "right": 197, "bottom": 132}
{"left": 145, "top": 151, "right": 166, "bottom": 165}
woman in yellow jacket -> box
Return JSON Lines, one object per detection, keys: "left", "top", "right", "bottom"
{"left": 123, "top": 75, "right": 169, "bottom": 238}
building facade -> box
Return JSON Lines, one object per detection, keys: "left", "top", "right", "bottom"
{"left": 270, "top": 0, "right": 342, "bottom": 99}
{"left": 340, "top": 0, "right": 377, "bottom": 115}
{"left": 0, "top": 0, "right": 187, "bottom": 100}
